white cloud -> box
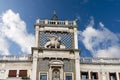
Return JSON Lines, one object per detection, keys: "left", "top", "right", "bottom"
{"left": 78, "top": 20, "right": 120, "bottom": 58}
{"left": 0, "top": 9, "right": 35, "bottom": 54}
{"left": 0, "top": 37, "right": 9, "bottom": 55}
{"left": 96, "top": 46, "right": 120, "bottom": 58}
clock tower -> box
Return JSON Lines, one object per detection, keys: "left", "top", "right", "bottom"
{"left": 32, "top": 11, "right": 81, "bottom": 80}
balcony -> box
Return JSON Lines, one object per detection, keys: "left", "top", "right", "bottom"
{"left": 35, "top": 19, "right": 77, "bottom": 26}
{"left": 0, "top": 55, "right": 32, "bottom": 61}
{"left": 80, "top": 57, "right": 120, "bottom": 64}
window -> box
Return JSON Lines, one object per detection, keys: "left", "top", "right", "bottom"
{"left": 66, "top": 73, "right": 72, "bottom": 80}
{"left": 81, "top": 72, "right": 88, "bottom": 79}
{"left": 8, "top": 70, "right": 17, "bottom": 77}
{"left": 109, "top": 73, "right": 116, "bottom": 80}
{"left": 40, "top": 74, "right": 47, "bottom": 80}
{"left": 91, "top": 72, "right": 98, "bottom": 79}
{"left": 66, "top": 76, "right": 72, "bottom": 80}
{"left": 19, "top": 70, "right": 27, "bottom": 77}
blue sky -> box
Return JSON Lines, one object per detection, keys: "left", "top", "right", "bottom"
{"left": 0, "top": 0, "right": 120, "bottom": 58}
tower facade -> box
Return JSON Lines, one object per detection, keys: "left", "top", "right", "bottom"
{"left": 32, "top": 12, "right": 81, "bottom": 80}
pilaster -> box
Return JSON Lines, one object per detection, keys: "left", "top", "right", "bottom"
{"left": 60, "top": 67, "right": 64, "bottom": 80}
{"left": 74, "top": 27, "right": 78, "bottom": 49}
{"left": 75, "top": 51, "right": 80, "bottom": 80}
{"left": 35, "top": 25, "right": 40, "bottom": 47}
{"left": 106, "top": 72, "right": 110, "bottom": 80}
{"left": 88, "top": 70, "right": 91, "bottom": 80}
{"left": 32, "top": 51, "right": 38, "bottom": 80}
{"left": 116, "top": 72, "right": 119, "bottom": 80}
{"left": 17, "top": 70, "right": 19, "bottom": 77}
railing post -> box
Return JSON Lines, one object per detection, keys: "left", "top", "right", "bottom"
{"left": 45, "top": 20, "right": 48, "bottom": 24}
{"left": 65, "top": 20, "right": 68, "bottom": 25}
{"left": 73, "top": 20, "right": 76, "bottom": 26}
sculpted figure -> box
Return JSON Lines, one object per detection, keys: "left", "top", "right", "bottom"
{"left": 44, "top": 35, "right": 65, "bottom": 49}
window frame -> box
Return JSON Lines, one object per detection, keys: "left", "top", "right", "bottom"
{"left": 39, "top": 72, "right": 48, "bottom": 80}
{"left": 19, "top": 70, "right": 27, "bottom": 77}
{"left": 64, "top": 72, "right": 74, "bottom": 80}
{"left": 8, "top": 70, "right": 17, "bottom": 77}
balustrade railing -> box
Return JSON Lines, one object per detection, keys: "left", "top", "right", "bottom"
{"left": 0, "top": 55, "right": 32, "bottom": 61}
{"left": 80, "top": 57, "right": 120, "bottom": 64}
{"left": 1, "top": 55, "right": 120, "bottom": 63}
{"left": 35, "top": 19, "right": 77, "bottom": 26}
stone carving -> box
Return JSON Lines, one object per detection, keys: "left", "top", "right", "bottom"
{"left": 44, "top": 35, "right": 65, "bottom": 49}
{"left": 53, "top": 69, "right": 60, "bottom": 80}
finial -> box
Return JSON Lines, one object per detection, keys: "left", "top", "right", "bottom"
{"left": 53, "top": 10, "right": 56, "bottom": 15}
{"left": 51, "top": 10, "right": 58, "bottom": 20}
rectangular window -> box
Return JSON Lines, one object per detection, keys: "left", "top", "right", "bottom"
{"left": 40, "top": 74, "right": 47, "bottom": 80}
{"left": 91, "top": 72, "right": 98, "bottom": 79}
{"left": 81, "top": 72, "right": 88, "bottom": 79}
{"left": 109, "top": 73, "right": 116, "bottom": 80}
{"left": 66, "top": 73, "right": 72, "bottom": 80}
{"left": 19, "top": 70, "right": 27, "bottom": 77}
{"left": 66, "top": 76, "right": 72, "bottom": 80}
{"left": 8, "top": 70, "right": 17, "bottom": 77}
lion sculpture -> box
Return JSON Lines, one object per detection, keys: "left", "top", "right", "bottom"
{"left": 44, "top": 35, "right": 65, "bottom": 49}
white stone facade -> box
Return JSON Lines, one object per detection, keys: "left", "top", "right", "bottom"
{"left": 0, "top": 14, "right": 120, "bottom": 80}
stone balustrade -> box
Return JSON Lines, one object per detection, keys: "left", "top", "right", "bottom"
{"left": 0, "top": 55, "right": 32, "bottom": 61}
{"left": 1, "top": 55, "right": 120, "bottom": 63}
{"left": 80, "top": 57, "right": 120, "bottom": 64}
{"left": 35, "top": 19, "right": 77, "bottom": 26}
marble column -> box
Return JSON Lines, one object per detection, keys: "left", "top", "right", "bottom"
{"left": 88, "top": 71, "right": 91, "bottom": 80}
{"left": 17, "top": 70, "right": 19, "bottom": 77}
{"left": 116, "top": 72, "right": 119, "bottom": 80}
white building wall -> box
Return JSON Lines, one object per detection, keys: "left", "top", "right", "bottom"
{"left": 80, "top": 63, "right": 120, "bottom": 80}
{"left": 0, "top": 61, "right": 32, "bottom": 80}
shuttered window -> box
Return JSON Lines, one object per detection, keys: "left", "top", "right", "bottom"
{"left": 8, "top": 70, "right": 17, "bottom": 77}
{"left": 19, "top": 70, "right": 27, "bottom": 77}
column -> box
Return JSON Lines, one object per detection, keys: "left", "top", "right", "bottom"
{"left": 75, "top": 51, "right": 80, "bottom": 80}
{"left": 60, "top": 67, "right": 63, "bottom": 80}
{"left": 17, "top": 70, "right": 19, "bottom": 77}
{"left": 32, "top": 53, "right": 38, "bottom": 80}
{"left": 116, "top": 72, "right": 119, "bottom": 80}
{"left": 74, "top": 27, "right": 78, "bottom": 49}
{"left": 35, "top": 25, "right": 40, "bottom": 47}
{"left": 49, "top": 67, "right": 52, "bottom": 80}
{"left": 106, "top": 72, "right": 110, "bottom": 80}
{"left": 88, "top": 71, "right": 91, "bottom": 80}
{"left": 65, "top": 20, "right": 68, "bottom": 25}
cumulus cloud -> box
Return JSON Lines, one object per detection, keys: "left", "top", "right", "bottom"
{"left": 0, "top": 37, "right": 9, "bottom": 55}
{"left": 0, "top": 9, "right": 35, "bottom": 54}
{"left": 78, "top": 18, "right": 120, "bottom": 58}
